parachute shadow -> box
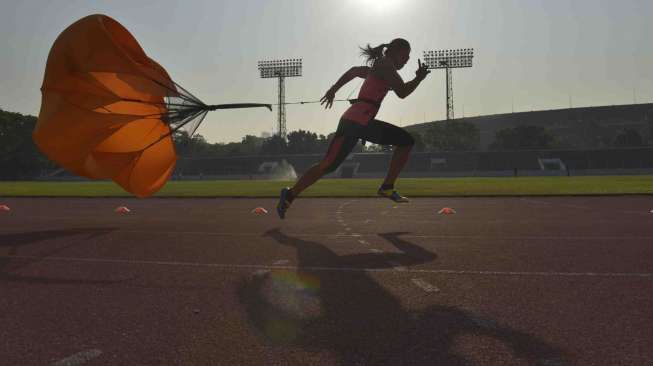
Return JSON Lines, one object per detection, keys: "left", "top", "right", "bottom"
{"left": 0, "top": 227, "right": 131, "bottom": 285}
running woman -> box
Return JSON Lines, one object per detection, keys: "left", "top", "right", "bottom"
{"left": 277, "top": 38, "right": 430, "bottom": 219}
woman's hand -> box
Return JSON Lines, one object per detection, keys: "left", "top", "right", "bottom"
{"left": 320, "top": 87, "right": 336, "bottom": 109}
{"left": 415, "top": 59, "right": 430, "bottom": 81}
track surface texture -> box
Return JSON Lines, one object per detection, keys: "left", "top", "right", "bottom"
{"left": 1, "top": 196, "right": 652, "bottom": 365}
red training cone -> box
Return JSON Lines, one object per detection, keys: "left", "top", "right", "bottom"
{"left": 0, "top": 205, "right": 10, "bottom": 212}
{"left": 438, "top": 207, "right": 456, "bottom": 215}
{"left": 115, "top": 206, "right": 131, "bottom": 213}
{"left": 251, "top": 207, "right": 268, "bottom": 214}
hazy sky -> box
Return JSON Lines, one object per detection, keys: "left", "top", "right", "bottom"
{"left": 1, "top": 0, "right": 651, "bottom": 143}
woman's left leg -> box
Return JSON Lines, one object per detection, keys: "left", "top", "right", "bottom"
{"left": 384, "top": 144, "right": 413, "bottom": 187}
{"left": 363, "top": 119, "right": 415, "bottom": 201}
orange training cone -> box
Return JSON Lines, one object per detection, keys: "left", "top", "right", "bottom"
{"left": 0, "top": 205, "right": 10, "bottom": 212}
{"left": 438, "top": 207, "right": 456, "bottom": 215}
{"left": 115, "top": 206, "right": 131, "bottom": 213}
{"left": 251, "top": 207, "right": 268, "bottom": 214}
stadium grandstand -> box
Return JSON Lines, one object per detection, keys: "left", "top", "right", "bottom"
{"left": 39, "top": 103, "right": 653, "bottom": 180}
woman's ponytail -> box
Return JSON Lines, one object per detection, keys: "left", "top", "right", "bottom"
{"left": 359, "top": 39, "right": 410, "bottom": 66}
{"left": 359, "top": 43, "right": 388, "bottom": 66}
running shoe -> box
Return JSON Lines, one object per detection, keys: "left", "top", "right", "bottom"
{"left": 377, "top": 188, "right": 410, "bottom": 203}
{"left": 277, "top": 187, "right": 293, "bottom": 219}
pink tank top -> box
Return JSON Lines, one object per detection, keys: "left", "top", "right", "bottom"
{"left": 341, "top": 73, "right": 390, "bottom": 125}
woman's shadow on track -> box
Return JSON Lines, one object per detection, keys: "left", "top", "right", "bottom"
{"left": 238, "top": 228, "right": 566, "bottom": 365}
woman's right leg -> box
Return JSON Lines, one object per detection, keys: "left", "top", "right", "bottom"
{"left": 290, "top": 134, "right": 358, "bottom": 197}
{"left": 290, "top": 163, "right": 325, "bottom": 197}
{"left": 277, "top": 127, "right": 359, "bottom": 219}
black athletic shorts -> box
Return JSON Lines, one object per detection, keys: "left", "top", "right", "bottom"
{"left": 319, "top": 118, "right": 415, "bottom": 174}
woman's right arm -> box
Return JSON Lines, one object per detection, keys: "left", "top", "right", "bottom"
{"left": 374, "top": 59, "right": 430, "bottom": 99}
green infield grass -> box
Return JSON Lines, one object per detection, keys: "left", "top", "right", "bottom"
{"left": 1, "top": 176, "right": 653, "bottom": 197}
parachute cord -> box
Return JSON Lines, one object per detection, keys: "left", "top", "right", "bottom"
{"left": 272, "top": 98, "right": 355, "bottom": 106}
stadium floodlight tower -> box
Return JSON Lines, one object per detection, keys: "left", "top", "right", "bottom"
{"left": 257, "top": 58, "right": 302, "bottom": 139}
{"left": 423, "top": 48, "right": 474, "bottom": 120}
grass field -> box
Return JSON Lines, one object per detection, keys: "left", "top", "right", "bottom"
{"left": 1, "top": 176, "right": 653, "bottom": 197}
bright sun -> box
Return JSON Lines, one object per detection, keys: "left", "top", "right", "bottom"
{"left": 355, "top": 0, "right": 402, "bottom": 14}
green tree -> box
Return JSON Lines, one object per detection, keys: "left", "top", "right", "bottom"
{"left": 173, "top": 131, "right": 212, "bottom": 155}
{"left": 287, "top": 129, "right": 319, "bottom": 154}
{"left": 411, "top": 131, "right": 427, "bottom": 152}
{"left": 261, "top": 134, "right": 288, "bottom": 155}
{"left": 613, "top": 128, "right": 643, "bottom": 147}
{"left": 0, "top": 109, "right": 50, "bottom": 179}
{"left": 425, "top": 120, "right": 480, "bottom": 151}
{"left": 240, "top": 134, "right": 263, "bottom": 155}
{"left": 490, "top": 125, "right": 555, "bottom": 150}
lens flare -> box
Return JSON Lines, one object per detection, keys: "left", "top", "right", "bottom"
{"left": 257, "top": 270, "right": 322, "bottom": 343}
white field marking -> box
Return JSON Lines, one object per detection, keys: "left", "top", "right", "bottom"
{"left": 252, "top": 269, "right": 270, "bottom": 276}
{"left": 411, "top": 278, "right": 440, "bottom": 292}
{"left": 53, "top": 349, "right": 102, "bottom": 366}
{"left": 521, "top": 197, "right": 650, "bottom": 216}
{"left": 357, "top": 239, "right": 369, "bottom": 245}
{"left": 469, "top": 316, "right": 498, "bottom": 329}
{"left": 364, "top": 219, "right": 374, "bottom": 224}
{"left": 519, "top": 198, "right": 552, "bottom": 206}
{"left": 273, "top": 259, "right": 289, "bottom": 265}
{"left": 538, "top": 358, "right": 568, "bottom": 366}
{"left": 351, "top": 234, "right": 362, "bottom": 237}
{"left": 387, "top": 261, "right": 406, "bottom": 271}
{"left": 2, "top": 228, "right": 653, "bottom": 241}
{"left": 4, "top": 255, "right": 653, "bottom": 278}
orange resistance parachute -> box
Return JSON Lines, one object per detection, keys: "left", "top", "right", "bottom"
{"left": 34, "top": 14, "right": 270, "bottom": 197}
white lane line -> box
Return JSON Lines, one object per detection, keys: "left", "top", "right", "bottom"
{"left": 538, "top": 358, "right": 568, "bottom": 366}
{"left": 1, "top": 228, "right": 652, "bottom": 241}
{"left": 52, "top": 349, "right": 102, "bottom": 366}
{"left": 521, "top": 197, "right": 649, "bottom": 217}
{"left": 273, "top": 259, "right": 289, "bottom": 265}
{"left": 469, "top": 316, "right": 498, "bottom": 329}
{"left": 4, "top": 255, "right": 653, "bottom": 278}
{"left": 387, "top": 261, "right": 406, "bottom": 271}
{"left": 357, "top": 239, "right": 369, "bottom": 245}
{"left": 411, "top": 278, "right": 439, "bottom": 292}
{"left": 252, "top": 269, "right": 270, "bottom": 276}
